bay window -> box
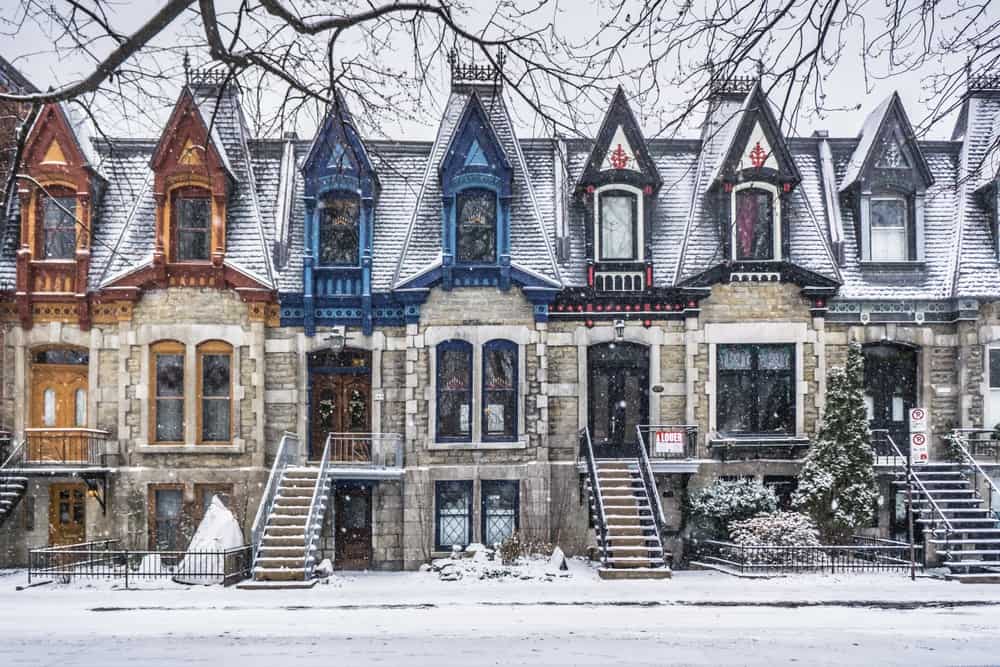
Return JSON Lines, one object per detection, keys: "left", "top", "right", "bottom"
{"left": 733, "top": 186, "right": 776, "bottom": 261}
{"left": 318, "top": 194, "right": 360, "bottom": 265}
{"left": 456, "top": 189, "right": 496, "bottom": 263}
{"left": 436, "top": 340, "right": 473, "bottom": 441}
{"left": 482, "top": 340, "right": 517, "bottom": 441}
{"left": 717, "top": 344, "right": 794, "bottom": 436}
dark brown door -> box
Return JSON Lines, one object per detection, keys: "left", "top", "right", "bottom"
{"left": 334, "top": 484, "right": 371, "bottom": 570}
{"left": 310, "top": 373, "right": 371, "bottom": 459}
{"left": 49, "top": 483, "right": 86, "bottom": 546}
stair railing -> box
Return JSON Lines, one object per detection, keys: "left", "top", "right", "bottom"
{"left": 303, "top": 433, "right": 333, "bottom": 579}
{"left": 635, "top": 426, "right": 670, "bottom": 564}
{"left": 947, "top": 430, "right": 1000, "bottom": 524}
{"left": 580, "top": 427, "right": 608, "bottom": 567}
{"left": 251, "top": 432, "right": 298, "bottom": 565}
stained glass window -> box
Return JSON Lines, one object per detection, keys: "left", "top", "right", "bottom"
{"left": 717, "top": 344, "right": 794, "bottom": 435}
{"left": 481, "top": 480, "right": 518, "bottom": 547}
{"left": 318, "top": 195, "right": 360, "bottom": 265}
{"left": 870, "top": 197, "right": 908, "bottom": 261}
{"left": 174, "top": 194, "right": 211, "bottom": 261}
{"left": 40, "top": 194, "right": 77, "bottom": 259}
{"left": 199, "top": 344, "right": 231, "bottom": 442}
{"left": 598, "top": 191, "right": 637, "bottom": 260}
{"left": 734, "top": 188, "right": 775, "bottom": 260}
{"left": 483, "top": 340, "right": 516, "bottom": 440}
{"left": 456, "top": 189, "right": 496, "bottom": 263}
{"left": 436, "top": 341, "right": 472, "bottom": 440}
{"left": 153, "top": 342, "right": 184, "bottom": 442}
{"left": 435, "top": 480, "right": 472, "bottom": 549}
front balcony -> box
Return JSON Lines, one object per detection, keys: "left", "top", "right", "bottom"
{"left": 23, "top": 428, "right": 117, "bottom": 468}
{"left": 316, "top": 432, "right": 404, "bottom": 480}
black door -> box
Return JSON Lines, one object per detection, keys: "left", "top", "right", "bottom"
{"left": 334, "top": 483, "right": 372, "bottom": 570}
{"left": 588, "top": 342, "right": 649, "bottom": 458}
{"left": 863, "top": 343, "right": 918, "bottom": 455}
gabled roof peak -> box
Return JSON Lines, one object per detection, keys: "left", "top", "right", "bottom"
{"left": 302, "top": 89, "right": 379, "bottom": 194}
{"left": 576, "top": 85, "right": 661, "bottom": 190}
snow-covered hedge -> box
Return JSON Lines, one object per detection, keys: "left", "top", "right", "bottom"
{"left": 728, "top": 511, "right": 823, "bottom": 565}
{"left": 689, "top": 478, "right": 778, "bottom": 539}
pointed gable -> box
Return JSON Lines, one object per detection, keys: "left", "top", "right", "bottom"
{"left": 577, "top": 86, "right": 660, "bottom": 191}
{"left": 23, "top": 103, "right": 100, "bottom": 176}
{"left": 710, "top": 82, "right": 801, "bottom": 187}
{"left": 839, "top": 91, "right": 934, "bottom": 192}
{"left": 438, "top": 92, "right": 512, "bottom": 195}
{"left": 150, "top": 87, "right": 234, "bottom": 192}
{"left": 302, "top": 90, "right": 378, "bottom": 198}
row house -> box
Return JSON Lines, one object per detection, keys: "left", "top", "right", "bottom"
{"left": 0, "top": 58, "right": 999, "bottom": 575}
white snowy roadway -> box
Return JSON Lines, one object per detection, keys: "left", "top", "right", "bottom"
{"left": 1, "top": 567, "right": 999, "bottom": 666}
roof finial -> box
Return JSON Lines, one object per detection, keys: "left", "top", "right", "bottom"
{"left": 757, "top": 60, "right": 764, "bottom": 79}
{"left": 183, "top": 50, "right": 191, "bottom": 85}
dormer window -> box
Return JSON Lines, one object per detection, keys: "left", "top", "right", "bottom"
{"left": 172, "top": 188, "right": 211, "bottom": 262}
{"left": 318, "top": 194, "right": 360, "bottom": 265}
{"left": 598, "top": 189, "right": 638, "bottom": 261}
{"left": 870, "top": 195, "right": 909, "bottom": 261}
{"left": 39, "top": 191, "right": 77, "bottom": 259}
{"left": 732, "top": 183, "right": 779, "bottom": 261}
{"left": 456, "top": 188, "right": 496, "bottom": 264}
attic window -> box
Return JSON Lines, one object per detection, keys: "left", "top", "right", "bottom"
{"left": 732, "top": 184, "right": 778, "bottom": 261}
{"left": 173, "top": 189, "right": 211, "bottom": 262}
{"left": 456, "top": 189, "right": 496, "bottom": 264}
{"left": 318, "top": 194, "right": 360, "bottom": 265}
{"left": 598, "top": 190, "right": 638, "bottom": 261}
{"left": 870, "top": 196, "right": 909, "bottom": 261}
{"left": 39, "top": 193, "right": 77, "bottom": 260}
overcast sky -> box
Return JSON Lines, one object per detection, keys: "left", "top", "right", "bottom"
{"left": 0, "top": 2, "right": 978, "bottom": 143}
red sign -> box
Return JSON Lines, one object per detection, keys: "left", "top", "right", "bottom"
{"left": 654, "top": 430, "right": 684, "bottom": 455}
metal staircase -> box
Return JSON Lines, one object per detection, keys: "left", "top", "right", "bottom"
{"left": 0, "top": 441, "right": 27, "bottom": 529}
{"left": 580, "top": 428, "right": 671, "bottom": 580}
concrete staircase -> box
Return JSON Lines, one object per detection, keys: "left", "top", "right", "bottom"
{"left": 588, "top": 461, "right": 671, "bottom": 580}
{"left": 252, "top": 466, "right": 328, "bottom": 583}
{"left": 894, "top": 463, "right": 1000, "bottom": 583}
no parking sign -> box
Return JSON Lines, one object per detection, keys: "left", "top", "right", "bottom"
{"left": 908, "top": 407, "right": 927, "bottom": 433}
{"left": 910, "top": 432, "right": 929, "bottom": 465}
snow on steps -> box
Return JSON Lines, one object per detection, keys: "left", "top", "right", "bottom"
{"left": 253, "top": 466, "right": 328, "bottom": 583}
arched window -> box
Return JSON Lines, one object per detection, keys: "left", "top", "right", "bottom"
{"left": 456, "top": 189, "right": 496, "bottom": 263}
{"left": 172, "top": 187, "right": 211, "bottom": 261}
{"left": 197, "top": 341, "right": 233, "bottom": 443}
{"left": 869, "top": 194, "right": 909, "bottom": 261}
{"left": 436, "top": 340, "right": 473, "bottom": 441}
{"left": 482, "top": 340, "right": 517, "bottom": 441}
{"left": 318, "top": 194, "right": 360, "bottom": 265}
{"left": 598, "top": 190, "right": 638, "bottom": 261}
{"left": 38, "top": 189, "right": 77, "bottom": 259}
{"left": 151, "top": 341, "right": 185, "bottom": 443}
{"left": 733, "top": 186, "right": 776, "bottom": 261}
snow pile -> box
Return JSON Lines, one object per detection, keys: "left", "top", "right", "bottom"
{"left": 173, "top": 497, "right": 244, "bottom": 585}
{"left": 428, "top": 544, "right": 572, "bottom": 582}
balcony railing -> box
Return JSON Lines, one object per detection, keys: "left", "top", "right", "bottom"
{"left": 636, "top": 425, "right": 698, "bottom": 460}
{"left": 23, "top": 428, "right": 115, "bottom": 466}
{"left": 949, "top": 429, "right": 1000, "bottom": 464}
{"left": 323, "top": 432, "right": 404, "bottom": 468}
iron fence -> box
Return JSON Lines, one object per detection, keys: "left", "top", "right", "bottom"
{"left": 695, "top": 537, "right": 923, "bottom": 575}
{"left": 28, "top": 539, "right": 252, "bottom": 587}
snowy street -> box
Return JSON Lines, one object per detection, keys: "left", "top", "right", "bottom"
{"left": 2, "top": 568, "right": 999, "bottom": 666}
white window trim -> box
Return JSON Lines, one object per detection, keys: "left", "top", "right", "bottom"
{"left": 730, "top": 181, "right": 781, "bottom": 262}
{"left": 593, "top": 183, "right": 644, "bottom": 262}
{"left": 868, "top": 195, "right": 909, "bottom": 262}
{"left": 424, "top": 326, "right": 530, "bottom": 449}
{"left": 985, "top": 344, "right": 1000, "bottom": 430}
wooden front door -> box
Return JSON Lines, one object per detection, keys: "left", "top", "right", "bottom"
{"left": 30, "top": 357, "right": 89, "bottom": 462}
{"left": 49, "top": 483, "right": 86, "bottom": 546}
{"left": 334, "top": 484, "right": 371, "bottom": 570}
{"left": 310, "top": 373, "right": 372, "bottom": 459}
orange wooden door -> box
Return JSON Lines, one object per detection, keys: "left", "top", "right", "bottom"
{"left": 49, "top": 483, "right": 86, "bottom": 546}
{"left": 30, "top": 363, "right": 88, "bottom": 462}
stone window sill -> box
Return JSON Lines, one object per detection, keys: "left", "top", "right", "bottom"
{"left": 135, "top": 440, "right": 245, "bottom": 455}
{"left": 859, "top": 261, "right": 926, "bottom": 270}
{"left": 428, "top": 440, "right": 527, "bottom": 451}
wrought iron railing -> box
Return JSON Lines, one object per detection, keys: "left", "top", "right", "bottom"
{"left": 949, "top": 429, "right": 1000, "bottom": 463}
{"left": 24, "top": 428, "right": 115, "bottom": 466}
{"left": 251, "top": 432, "right": 298, "bottom": 565}
{"left": 695, "top": 537, "right": 923, "bottom": 575}
{"left": 28, "top": 539, "right": 252, "bottom": 587}
{"left": 304, "top": 434, "right": 332, "bottom": 579}
{"left": 579, "top": 427, "right": 608, "bottom": 568}
{"left": 635, "top": 425, "right": 670, "bottom": 557}
{"left": 637, "top": 425, "right": 698, "bottom": 460}
{"left": 322, "top": 432, "right": 404, "bottom": 467}
{"left": 947, "top": 430, "right": 1000, "bottom": 521}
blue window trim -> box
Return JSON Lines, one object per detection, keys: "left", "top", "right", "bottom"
{"left": 482, "top": 339, "right": 518, "bottom": 442}
{"left": 435, "top": 480, "right": 473, "bottom": 551}
{"left": 315, "top": 189, "right": 363, "bottom": 268}
{"left": 436, "top": 339, "right": 474, "bottom": 443}
{"left": 480, "top": 479, "right": 519, "bottom": 546}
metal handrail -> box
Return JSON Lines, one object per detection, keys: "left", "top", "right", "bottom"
{"left": 1, "top": 439, "right": 24, "bottom": 470}
{"left": 635, "top": 426, "right": 670, "bottom": 557}
{"left": 23, "top": 428, "right": 112, "bottom": 466}
{"left": 251, "top": 432, "right": 298, "bottom": 565}
{"left": 580, "top": 427, "right": 608, "bottom": 568}
{"left": 323, "top": 432, "right": 404, "bottom": 467}
{"left": 303, "top": 434, "right": 332, "bottom": 578}
{"left": 950, "top": 428, "right": 1000, "bottom": 464}
{"left": 873, "top": 429, "right": 954, "bottom": 533}
{"left": 947, "top": 430, "right": 1000, "bottom": 517}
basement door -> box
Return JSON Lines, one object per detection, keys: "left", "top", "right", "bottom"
{"left": 334, "top": 483, "right": 372, "bottom": 570}
{"left": 49, "top": 483, "right": 86, "bottom": 546}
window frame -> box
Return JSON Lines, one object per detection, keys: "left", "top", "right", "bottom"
{"left": 434, "top": 480, "right": 473, "bottom": 551}
{"left": 317, "top": 191, "right": 362, "bottom": 266}
{"left": 37, "top": 188, "right": 78, "bottom": 260}
{"left": 731, "top": 181, "right": 780, "bottom": 262}
{"left": 148, "top": 483, "right": 187, "bottom": 552}
{"left": 480, "top": 479, "right": 519, "bottom": 547}
{"left": 150, "top": 341, "right": 185, "bottom": 444}
{"left": 481, "top": 339, "right": 518, "bottom": 442}
{"left": 435, "top": 340, "right": 474, "bottom": 442}
{"left": 455, "top": 187, "right": 498, "bottom": 265}
{"left": 171, "top": 186, "right": 212, "bottom": 263}
{"left": 867, "top": 193, "right": 912, "bottom": 262}
{"left": 196, "top": 340, "right": 233, "bottom": 444}
{"left": 715, "top": 343, "right": 796, "bottom": 437}
{"left": 596, "top": 188, "right": 639, "bottom": 262}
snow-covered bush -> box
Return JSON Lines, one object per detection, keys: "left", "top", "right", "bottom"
{"left": 941, "top": 428, "right": 968, "bottom": 462}
{"left": 728, "top": 511, "right": 823, "bottom": 565}
{"left": 689, "top": 477, "right": 778, "bottom": 539}
{"left": 497, "top": 533, "right": 522, "bottom": 565}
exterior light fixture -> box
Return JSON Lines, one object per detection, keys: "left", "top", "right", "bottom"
{"left": 614, "top": 319, "right": 626, "bottom": 341}
{"left": 324, "top": 328, "right": 346, "bottom": 354}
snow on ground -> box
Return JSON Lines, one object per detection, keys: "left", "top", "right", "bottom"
{"left": 1, "top": 567, "right": 999, "bottom": 665}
